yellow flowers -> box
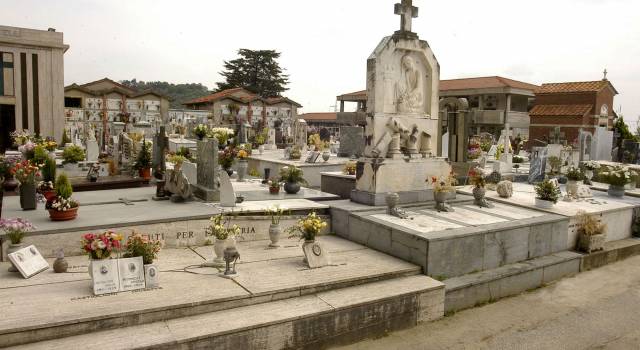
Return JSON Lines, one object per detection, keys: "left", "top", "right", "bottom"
{"left": 237, "top": 149, "right": 249, "bottom": 160}
{"left": 287, "top": 212, "right": 327, "bottom": 241}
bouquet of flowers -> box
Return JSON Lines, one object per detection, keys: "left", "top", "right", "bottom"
{"left": 11, "top": 130, "right": 31, "bottom": 147}
{"left": 468, "top": 168, "right": 485, "bottom": 188}
{"left": 286, "top": 212, "right": 327, "bottom": 241}
{"left": 237, "top": 149, "right": 248, "bottom": 160}
{"left": 266, "top": 205, "right": 287, "bottom": 225}
{"left": 123, "top": 233, "right": 163, "bottom": 265}
{"left": 193, "top": 124, "right": 209, "bottom": 140}
{"left": 11, "top": 160, "right": 40, "bottom": 184}
{"left": 81, "top": 230, "right": 123, "bottom": 260}
{"left": 467, "top": 139, "right": 482, "bottom": 160}
{"left": 218, "top": 147, "right": 237, "bottom": 169}
{"left": 18, "top": 141, "right": 36, "bottom": 160}
{"left": 208, "top": 127, "right": 234, "bottom": 146}
{"left": 207, "top": 213, "right": 241, "bottom": 241}
{"left": 599, "top": 166, "right": 636, "bottom": 187}
{"left": 37, "top": 180, "right": 54, "bottom": 192}
{"left": 583, "top": 161, "right": 600, "bottom": 171}
{"left": 343, "top": 161, "right": 357, "bottom": 175}
{"left": 40, "top": 139, "right": 58, "bottom": 152}
{"left": 0, "top": 218, "right": 36, "bottom": 244}
{"left": 429, "top": 172, "right": 457, "bottom": 193}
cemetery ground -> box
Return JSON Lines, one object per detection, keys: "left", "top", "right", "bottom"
{"left": 337, "top": 254, "right": 640, "bottom": 350}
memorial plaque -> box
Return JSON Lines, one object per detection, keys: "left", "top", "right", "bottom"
{"left": 302, "top": 241, "right": 330, "bottom": 269}
{"left": 118, "top": 257, "right": 146, "bottom": 292}
{"left": 144, "top": 264, "right": 159, "bottom": 288}
{"left": 7, "top": 245, "right": 49, "bottom": 279}
{"left": 91, "top": 259, "right": 120, "bottom": 295}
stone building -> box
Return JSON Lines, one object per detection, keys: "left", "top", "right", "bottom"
{"left": 0, "top": 25, "right": 68, "bottom": 151}
{"left": 182, "top": 87, "right": 302, "bottom": 132}
{"left": 64, "top": 78, "right": 170, "bottom": 146}
{"left": 529, "top": 76, "right": 617, "bottom": 147}
{"left": 300, "top": 112, "right": 339, "bottom": 138}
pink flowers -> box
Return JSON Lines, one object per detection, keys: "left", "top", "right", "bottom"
{"left": 0, "top": 218, "right": 36, "bottom": 244}
{"left": 81, "top": 230, "right": 123, "bottom": 260}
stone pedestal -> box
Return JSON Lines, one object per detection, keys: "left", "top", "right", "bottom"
{"left": 351, "top": 157, "right": 450, "bottom": 206}
{"left": 192, "top": 138, "right": 220, "bottom": 202}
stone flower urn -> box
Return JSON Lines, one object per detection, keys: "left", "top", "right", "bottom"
{"left": 433, "top": 191, "right": 454, "bottom": 212}
{"left": 584, "top": 170, "right": 594, "bottom": 185}
{"left": 566, "top": 180, "right": 579, "bottom": 198}
{"left": 7, "top": 243, "right": 24, "bottom": 272}
{"left": 607, "top": 185, "right": 625, "bottom": 197}
{"left": 269, "top": 224, "right": 281, "bottom": 247}
{"left": 258, "top": 145, "right": 265, "bottom": 155}
{"left": 322, "top": 151, "right": 330, "bottom": 162}
{"left": 284, "top": 182, "right": 301, "bottom": 194}
{"left": 213, "top": 238, "right": 235, "bottom": 267}
{"left": 236, "top": 160, "right": 248, "bottom": 182}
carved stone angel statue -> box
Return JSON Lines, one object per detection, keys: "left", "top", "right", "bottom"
{"left": 395, "top": 54, "right": 423, "bottom": 114}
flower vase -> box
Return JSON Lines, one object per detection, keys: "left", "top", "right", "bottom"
{"left": 433, "top": 191, "right": 453, "bottom": 212}
{"left": 284, "top": 182, "right": 301, "bottom": 194}
{"left": 3, "top": 175, "right": 19, "bottom": 192}
{"left": 566, "top": 180, "right": 579, "bottom": 197}
{"left": 7, "top": 243, "right": 23, "bottom": 272}
{"left": 224, "top": 167, "right": 234, "bottom": 177}
{"left": 269, "top": 223, "right": 281, "bottom": 247}
{"left": 584, "top": 170, "right": 594, "bottom": 185}
{"left": 302, "top": 239, "right": 315, "bottom": 265}
{"left": 258, "top": 145, "right": 265, "bottom": 155}
{"left": 212, "top": 238, "right": 234, "bottom": 267}
{"left": 322, "top": 151, "right": 330, "bottom": 162}
{"left": 19, "top": 182, "right": 37, "bottom": 210}
{"left": 237, "top": 160, "right": 248, "bottom": 182}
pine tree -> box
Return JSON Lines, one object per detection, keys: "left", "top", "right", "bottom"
{"left": 216, "top": 49, "right": 289, "bottom": 97}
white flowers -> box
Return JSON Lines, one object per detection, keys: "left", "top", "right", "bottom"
{"left": 210, "top": 127, "right": 234, "bottom": 136}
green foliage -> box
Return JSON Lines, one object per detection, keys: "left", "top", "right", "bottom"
{"left": 613, "top": 116, "right": 638, "bottom": 142}
{"left": 134, "top": 140, "right": 152, "bottom": 169}
{"left": 60, "top": 129, "right": 71, "bottom": 146}
{"left": 62, "top": 145, "right": 85, "bottom": 164}
{"left": 32, "top": 145, "right": 49, "bottom": 166}
{"left": 42, "top": 157, "right": 57, "bottom": 183}
{"left": 534, "top": 179, "right": 562, "bottom": 203}
{"left": 565, "top": 166, "right": 582, "bottom": 181}
{"left": 123, "top": 233, "right": 162, "bottom": 265}
{"left": 547, "top": 156, "right": 562, "bottom": 174}
{"left": 119, "top": 79, "right": 210, "bottom": 109}
{"left": 176, "top": 147, "right": 194, "bottom": 162}
{"left": 55, "top": 173, "right": 73, "bottom": 199}
{"left": 512, "top": 155, "right": 525, "bottom": 164}
{"left": 216, "top": 49, "right": 290, "bottom": 97}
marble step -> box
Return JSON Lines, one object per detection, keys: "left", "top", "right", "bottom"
{"left": 444, "top": 250, "right": 582, "bottom": 313}
{"left": 0, "top": 236, "right": 421, "bottom": 348}
{"left": 580, "top": 237, "right": 640, "bottom": 271}
{"left": 6, "top": 275, "right": 445, "bottom": 350}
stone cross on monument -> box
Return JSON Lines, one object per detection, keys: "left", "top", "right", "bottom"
{"left": 394, "top": 0, "right": 419, "bottom": 33}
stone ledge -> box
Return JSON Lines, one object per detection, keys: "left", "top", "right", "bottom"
{"left": 580, "top": 238, "right": 640, "bottom": 271}
{"left": 444, "top": 251, "right": 581, "bottom": 312}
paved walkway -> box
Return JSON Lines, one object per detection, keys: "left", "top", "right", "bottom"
{"left": 335, "top": 255, "right": 640, "bottom": 350}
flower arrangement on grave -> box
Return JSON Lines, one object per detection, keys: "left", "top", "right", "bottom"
{"left": 308, "top": 134, "right": 322, "bottom": 151}
{"left": 11, "top": 160, "right": 40, "bottom": 184}
{"left": 30, "top": 145, "right": 49, "bottom": 168}
{"left": 60, "top": 129, "right": 71, "bottom": 146}
{"left": 62, "top": 145, "right": 85, "bottom": 164}
{"left": 266, "top": 205, "right": 288, "bottom": 247}
{"left": 279, "top": 165, "right": 308, "bottom": 194}
{"left": 193, "top": 124, "right": 209, "bottom": 140}
{"left": 207, "top": 213, "right": 241, "bottom": 241}
{"left": 467, "top": 139, "right": 482, "bottom": 160}
{"left": 123, "top": 232, "right": 163, "bottom": 265}
{"left": 286, "top": 212, "right": 327, "bottom": 242}
{"left": 134, "top": 140, "right": 153, "bottom": 180}
{"left": 289, "top": 146, "right": 302, "bottom": 160}
{"left": 468, "top": 168, "right": 485, "bottom": 188}
{"left": 168, "top": 154, "right": 186, "bottom": 171}
{"left": 18, "top": 141, "right": 36, "bottom": 160}
{"left": 37, "top": 180, "right": 54, "bottom": 193}
{"left": 237, "top": 149, "right": 249, "bottom": 161}
{"left": 534, "top": 179, "right": 562, "bottom": 205}
{"left": 218, "top": 147, "right": 237, "bottom": 173}
{"left": 40, "top": 139, "right": 58, "bottom": 152}
{"left": 582, "top": 161, "right": 600, "bottom": 171}
{"left": 343, "top": 161, "right": 357, "bottom": 176}
{"left": 47, "top": 173, "right": 79, "bottom": 220}
{"left": 599, "top": 165, "right": 634, "bottom": 187}
{"left": 429, "top": 172, "right": 457, "bottom": 193}
{"left": 575, "top": 210, "right": 607, "bottom": 253}
{"left": 11, "top": 130, "right": 32, "bottom": 147}
{"left": 81, "top": 230, "right": 123, "bottom": 260}
{"left": 565, "top": 166, "right": 583, "bottom": 181}
{"left": 254, "top": 131, "right": 266, "bottom": 146}
{"left": 176, "top": 147, "right": 194, "bottom": 162}
{"left": 512, "top": 155, "right": 525, "bottom": 164}
{"left": 208, "top": 127, "right": 234, "bottom": 147}
{"left": 480, "top": 140, "right": 492, "bottom": 153}
{"left": 268, "top": 177, "right": 281, "bottom": 194}
{"left": 0, "top": 218, "right": 35, "bottom": 245}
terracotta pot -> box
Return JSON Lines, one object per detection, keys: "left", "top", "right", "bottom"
{"left": 269, "top": 186, "right": 280, "bottom": 194}
{"left": 139, "top": 167, "right": 152, "bottom": 181}
{"left": 43, "top": 190, "right": 57, "bottom": 203}
{"left": 48, "top": 206, "right": 79, "bottom": 221}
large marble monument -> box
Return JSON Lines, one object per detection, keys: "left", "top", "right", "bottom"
{"left": 352, "top": 0, "right": 449, "bottom": 205}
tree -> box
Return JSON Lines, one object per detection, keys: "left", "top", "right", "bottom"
{"left": 613, "top": 115, "right": 637, "bottom": 141}
{"left": 216, "top": 49, "right": 289, "bottom": 97}
{"left": 119, "top": 80, "right": 210, "bottom": 109}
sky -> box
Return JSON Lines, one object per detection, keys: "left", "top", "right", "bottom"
{"left": 3, "top": 0, "right": 640, "bottom": 127}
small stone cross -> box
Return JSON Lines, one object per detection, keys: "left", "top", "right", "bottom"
{"left": 394, "top": 0, "right": 419, "bottom": 33}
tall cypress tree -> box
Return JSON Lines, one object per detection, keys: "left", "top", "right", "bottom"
{"left": 216, "top": 49, "right": 289, "bottom": 97}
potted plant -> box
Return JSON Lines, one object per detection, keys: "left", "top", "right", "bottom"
{"left": 123, "top": 233, "right": 163, "bottom": 287}
{"left": 268, "top": 177, "right": 281, "bottom": 194}
{"left": 534, "top": 179, "right": 562, "bottom": 208}
{"left": 167, "top": 154, "right": 186, "bottom": 172}
{"left": 11, "top": 160, "right": 40, "bottom": 210}
{"left": 47, "top": 173, "right": 79, "bottom": 221}
{"left": 279, "top": 166, "right": 307, "bottom": 194}
{"left": 599, "top": 165, "right": 635, "bottom": 197}
{"left": 266, "top": 206, "right": 287, "bottom": 247}
{"left": 193, "top": 124, "right": 209, "bottom": 140}
{"left": 236, "top": 148, "right": 249, "bottom": 182}
{"left": 218, "top": 147, "right": 237, "bottom": 176}
{"left": 565, "top": 166, "right": 582, "bottom": 197}
{"left": 582, "top": 161, "right": 600, "bottom": 185}
{"left": 2, "top": 155, "right": 20, "bottom": 192}
{"left": 344, "top": 161, "right": 357, "bottom": 176}
{"left": 62, "top": 145, "right": 85, "bottom": 171}
{"left": 286, "top": 212, "right": 327, "bottom": 262}
{"left": 468, "top": 168, "right": 489, "bottom": 207}
{"left": 429, "top": 172, "right": 457, "bottom": 212}
{"left": 255, "top": 130, "right": 266, "bottom": 155}
{"left": 134, "top": 139, "right": 152, "bottom": 181}
{"left": 576, "top": 211, "right": 607, "bottom": 253}
{"left": 289, "top": 146, "right": 302, "bottom": 160}
{"left": 39, "top": 156, "right": 57, "bottom": 202}
{"left": 0, "top": 218, "right": 36, "bottom": 272}
{"left": 207, "top": 213, "right": 241, "bottom": 267}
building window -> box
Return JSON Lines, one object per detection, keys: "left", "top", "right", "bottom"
{"left": 0, "top": 52, "right": 14, "bottom": 96}
{"left": 65, "top": 97, "right": 82, "bottom": 108}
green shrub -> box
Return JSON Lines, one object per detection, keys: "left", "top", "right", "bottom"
{"left": 62, "top": 145, "right": 85, "bottom": 164}
{"left": 60, "top": 129, "right": 71, "bottom": 146}
{"left": 42, "top": 157, "right": 57, "bottom": 183}
{"left": 32, "top": 145, "right": 49, "bottom": 166}
{"left": 534, "top": 179, "right": 561, "bottom": 203}
{"left": 134, "top": 141, "right": 152, "bottom": 170}
{"left": 55, "top": 173, "right": 73, "bottom": 199}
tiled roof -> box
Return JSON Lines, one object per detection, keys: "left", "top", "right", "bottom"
{"left": 529, "top": 104, "right": 593, "bottom": 117}
{"left": 300, "top": 112, "right": 337, "bottom": 121}
{"left": 337, "top": 90, "right": 367, "bottom": 101}
{"left": 440, "top": 76, "right": 539, "bottom": 91}
{"left": 536, "top": 80, "right": 617, "bottom": 94}
{"left": 183, "top": 88, "right": 301, "bottom": 107}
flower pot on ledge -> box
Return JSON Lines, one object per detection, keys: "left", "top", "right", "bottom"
{"left": 534, "top": 198, "right": 555, "bottom": 209}
{"left": 48, "top": 206, "right": 79, "bottom": 221}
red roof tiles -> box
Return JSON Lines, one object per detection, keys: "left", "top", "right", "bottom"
{"left": 529, "top": 104, "right": 593, "bottom": 117}
{"left": 536, "top": 81, "right": 617, "bottom": 94}
{"left": 439, "top": 76, "right": 539, "bottom": 91}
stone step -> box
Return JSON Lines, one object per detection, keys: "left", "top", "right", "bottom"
{"left": 444, "top": 251, "right": 582, "bottom": 313}
{"left": 6, "top": 275, "right": 445, "bottom": 350}
{"left": 0, "top": 236, "right": 421, "bottom": 348}
{"left": 580, "top": 238, "right": 640, "bottom": 271}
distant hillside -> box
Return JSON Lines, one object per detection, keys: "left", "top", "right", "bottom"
{"left": 119, "top": 79, "right": 211, "bottom": 109}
